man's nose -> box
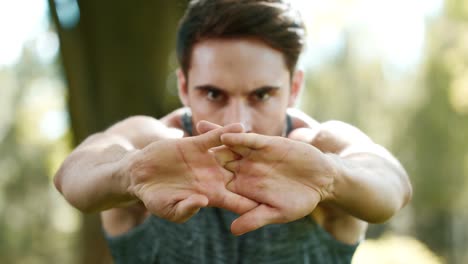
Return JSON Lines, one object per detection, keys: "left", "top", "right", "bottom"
{"left": 224, "top": 100, "right": 252, "bottom": 132}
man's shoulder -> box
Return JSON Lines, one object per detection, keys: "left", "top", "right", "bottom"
{"left": 102, "top": 108, "right": 188, "bottom": 149}
{"left": 117, "top": 108, "right": 186, "bottom": 130}
{"left": 287, "top": 108, "right": 320, "bottom": 129}
{"left": 287, "top": 108, "right": 364, "bottom": 136}
{"left": 160, "top": 107, "right": 188, "bottom": 130}
{"left": 115, "top": 108, "right": 188, "bottom": 136}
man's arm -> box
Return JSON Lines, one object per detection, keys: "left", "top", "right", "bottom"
{"left": 216, "top": 118, "right": 412, "bottom": 235}
{"left": 54, "top": 116, "right": 183, "bottom": 212}
{"left": 291, "top": 120, "right": 412, "bottom": 223}
{"left": 54, "top": 116, "right": 258, "bottom": 223}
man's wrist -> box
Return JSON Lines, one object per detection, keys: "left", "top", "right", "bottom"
{"left": 321, "top": 153, "right": 345, "bottom": 203}
{"left": 117, "top": 148, "right": 141, "bottom": 202}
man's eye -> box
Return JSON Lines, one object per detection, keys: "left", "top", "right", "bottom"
{"left": 207, "top": 90, "right": 223, "bottom": 101}
{"left": 253, "top": 91, "right": 271, "bottom": 101}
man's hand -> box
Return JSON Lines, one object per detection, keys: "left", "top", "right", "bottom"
{"left": 218, "top": 132, "right": 338, "bottom": 235}
{"left": 126, "top": 122, "right": 258, "bottom": 223}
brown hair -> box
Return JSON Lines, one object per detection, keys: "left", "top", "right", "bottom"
{"left": 176, "top": 0, "right": 306, "bottom": 77}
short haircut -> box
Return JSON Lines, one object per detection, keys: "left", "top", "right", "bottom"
{"left": 176, "top": 0, "right": 306, "bottom": 77}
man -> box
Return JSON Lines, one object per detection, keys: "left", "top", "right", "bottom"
{"left": 54, "top": 0, "right": 412, "bottom": 263}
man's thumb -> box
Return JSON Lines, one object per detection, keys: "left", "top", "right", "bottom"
{"left": 196, "top": 120, "right": 222, "bottom": 134}
{"left": 193, "top": 122, "right": 244, "bottom": 150}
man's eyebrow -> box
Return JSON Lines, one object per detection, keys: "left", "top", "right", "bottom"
{"left": 194, "top": 84, "right": 224, "bottom": 92}
{"left": 250, "top": 86, "right": 281, "bottom": 94}
{"left": 194, "top": 84, "right": 281, "bottom": 94}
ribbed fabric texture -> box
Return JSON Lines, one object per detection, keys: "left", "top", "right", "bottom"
{"left": 105, "top": 208, "right": 358, "bottom": 263}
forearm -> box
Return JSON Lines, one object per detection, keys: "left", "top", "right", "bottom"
{"left": 327, "top": 150, "right": 412, "bottom": 223}
{"left": 54, "top": 133, "right": 136, "bottom": 212}
{"left": 54, "top": 116, "right": 184, "bottom": 212}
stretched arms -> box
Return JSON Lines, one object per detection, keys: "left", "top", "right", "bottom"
{"left": 55, "top": 109, "right": 412, "bottom": 235}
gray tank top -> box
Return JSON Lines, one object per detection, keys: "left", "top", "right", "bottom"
{"left": 105, "top": 112, "right": 358, "bottom": 263}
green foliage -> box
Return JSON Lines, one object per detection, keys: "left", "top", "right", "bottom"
{"left": 0, "top": 30, "right": 78, "bottom": 264}
{"left": 300, "top": 1, "right": 468, "bottom": 262}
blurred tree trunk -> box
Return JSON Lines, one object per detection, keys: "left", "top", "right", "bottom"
{"left": 48, "top": 0, "right": 187, "bottom": 263}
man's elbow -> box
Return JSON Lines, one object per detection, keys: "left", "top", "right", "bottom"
{"left": 402, "top": 175, "right": 413, "bottom": 207}
{"left": 61, "top": 187, "right": 98, "bottom": 213}
{"left": 54, "top": 165, "right": 64, "bottom": 195}
{"left": 372, "top": 164, "right": 413, "bottom": 223}
{"left": 364, "top": 184, "right": 413, "bottom": 224}
{"left": 364, "top": 205, "right": 400, "bottom": 224}
{"left": 53, "top": 167, "right": 96, "bottom": 213}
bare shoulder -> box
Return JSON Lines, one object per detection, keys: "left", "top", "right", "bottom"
{"left": 160, "top": 107, "right": 189, "bottom": 128}
{"left": 287, "top": 109, "right": 372, "bottom": 150}
{"left": 104, "top": 108, "right": 187, "bottom": 149}
{"left": 318, "top": 120, "right": 373, "bottom": 144}
{"left": 287, "top": 108, "right": 371, "bottom": 142}
{"left": 287, "top": 108, "right": 320, "bottom": 129}
{"left": 313, "top": 120, "right": 373, "bottom": 153}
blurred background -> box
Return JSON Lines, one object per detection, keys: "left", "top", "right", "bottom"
{"left": 0, "top": 0, "right": 466, "bottom": 263}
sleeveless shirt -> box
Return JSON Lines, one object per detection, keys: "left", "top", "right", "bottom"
{"left": 105, "top": 112, "right": 359, "bottom": 263}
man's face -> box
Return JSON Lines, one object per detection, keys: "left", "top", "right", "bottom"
{"left": 178, "top": 38, "right": 302, "bottom": 136}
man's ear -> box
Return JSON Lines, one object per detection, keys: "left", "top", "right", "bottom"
{"left": 288, "top": 70, "right": 304, "bottom": 107}
{"left": 177, "top": 68, "right": 189, "bottom": 106}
